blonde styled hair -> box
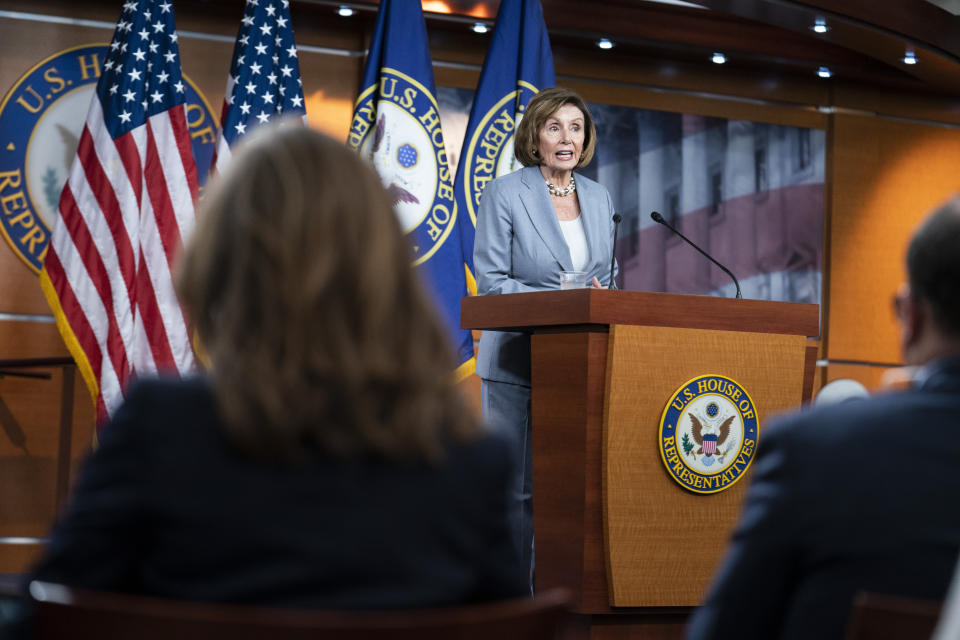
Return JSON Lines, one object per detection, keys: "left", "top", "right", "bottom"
{"left": 176, "top": 125, "right": 480, "bottom": 461}
{"left": 514, "top": 87, "right": 597, "bottom": 168}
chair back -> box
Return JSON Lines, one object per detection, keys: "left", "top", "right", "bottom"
{"left": 29, "top": 581, "right": 572, "bottom": 640}
{"left": 845, "top": 592, "right": 942, "bottom": 640}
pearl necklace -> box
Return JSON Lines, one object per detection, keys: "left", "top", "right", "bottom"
{"left": 545, "top": 175, "right": 576, "bottom": 197}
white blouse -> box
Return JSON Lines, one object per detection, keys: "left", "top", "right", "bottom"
{"left": 558, "top": 216, "right": 589, "bottom": 273}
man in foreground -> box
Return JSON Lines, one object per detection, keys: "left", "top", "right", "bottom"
{"left": 686, "top": 195, "right": 960, "bottom": 640}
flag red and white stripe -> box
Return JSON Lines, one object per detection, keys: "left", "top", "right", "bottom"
{"left": 40, "top": 0, "right": 197, "bottom": 427}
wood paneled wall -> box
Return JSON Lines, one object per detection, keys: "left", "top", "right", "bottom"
{"left": 824, "top": 114, "right": 960, "bottom": 387}
{"left": 1, "top": 1, "right": 959, "bottom": 573}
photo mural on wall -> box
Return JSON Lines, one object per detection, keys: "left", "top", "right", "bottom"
{"left": 438, "top": 88, "right": 826, "bottom": 306}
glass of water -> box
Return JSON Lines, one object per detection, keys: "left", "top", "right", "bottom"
{"left": 559, "top": 271, "right": 588, "bottom": 290}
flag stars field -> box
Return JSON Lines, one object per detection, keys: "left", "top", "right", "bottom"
{"left": 212, "top": 0, "right": 306, "bottom": 173}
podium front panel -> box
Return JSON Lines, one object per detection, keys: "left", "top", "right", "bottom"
{"left": 602, "top": 324, "right": 807, "bottom": 607}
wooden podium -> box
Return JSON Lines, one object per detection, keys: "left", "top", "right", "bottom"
{"left": 461, "top": 290, "right": 820, "bottom": 640}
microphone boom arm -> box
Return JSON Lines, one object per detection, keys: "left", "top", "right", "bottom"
{"left": 650, "top": 211, "right": 742, "bottom": 299}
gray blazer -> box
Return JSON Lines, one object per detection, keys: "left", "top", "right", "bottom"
{"left": 473, "top": 165, "right": 617, "bottom": 386}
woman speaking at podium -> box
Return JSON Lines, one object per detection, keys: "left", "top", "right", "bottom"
{"left": 473, "top": 87, "right": 617, "bottom": 590}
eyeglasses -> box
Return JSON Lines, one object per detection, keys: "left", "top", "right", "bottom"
{"left": 892, "top": 289, "right": 909, "bottom": 321}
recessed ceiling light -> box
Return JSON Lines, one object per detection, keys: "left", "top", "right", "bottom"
{"left": 597, "top": 38, "right": 614, "bottom": 50}
{"left": 811, "top": 18, "right": 829, "bottom": 34}
{"left": 711, "top": 52, "right": 726, "bottom": 64}
{"left": 337, "top": 5, "right": 354, "bottom": 17}
{"left": 472, "top": 22, "right": 489, "bottom": 34}
{"left": 903, "top": 50, "right": 917, "bottom": 65}
{"left": 817, "top": 66, "right": 832, "bottom": 78}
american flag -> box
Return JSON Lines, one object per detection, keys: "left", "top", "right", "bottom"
{"left": 213, "top": 0, "right": 306, "bottom": 171}
{"left": 39, "top": 0, "right": 198, "bottom": 427}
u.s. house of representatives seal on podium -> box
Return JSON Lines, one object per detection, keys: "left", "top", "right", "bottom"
{"left": 0, "top": 44, "right": 217, "bottom": 274}
{"left": 658, "top": 375, "right": 759, "bottom": 494}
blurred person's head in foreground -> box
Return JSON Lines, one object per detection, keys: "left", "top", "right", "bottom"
{"left": 176, "top": 124, "right": 479, "bottom": 461}
{"left": 813, "top": 378, "right": 869, "bottom": 407}
{"left": 896, "top": 195, "right": 960, "bottom": 367}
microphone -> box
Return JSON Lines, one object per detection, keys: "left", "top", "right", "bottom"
{"left": 608, "top": 213, "right": 622, "bottom": 290}
{"left": 650, "top": 211, "right": 742, "bottom": 299}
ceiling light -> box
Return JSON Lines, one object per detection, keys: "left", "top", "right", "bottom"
{"left": 337, "top": 5, "right": 354, "bottom": 17}
{"left": 597, "top": 38, "right": 614, "bottom": 50}
{"left": 711, "top": 52, "right": 726, "bottom": 64}
{"left": 811, "top": 18, "right": 829, "bottom": 34}
{"left": 817, "top": 66, "right": 832, "bottom": 78}
{"left": 903, "top": 50, "right": 917, "bottom": 65}
{"left": 472, "top": 22, "right": 489, "bottom": 34}
{"left": 641, "top": 0, "right": 708, "bottom": 8}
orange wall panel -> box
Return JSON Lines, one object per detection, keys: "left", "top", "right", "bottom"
{"left": 0, "top": 543, "right": 45, "bottom": 575}
{"left": 0, "top": 321, "right": 68, "bottom": 359}
{"left": 0, "top": 366, "right": 94, "bottom": 537}
{"left": 827, "top": 113, "right": 960, "bottom": 365}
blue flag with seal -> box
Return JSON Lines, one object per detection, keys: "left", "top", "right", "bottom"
{"left": 347, "top": 0, "right": 474, "bottom": 379}
{"left": 454, "top": 0, "right": 555, "bottom": 283}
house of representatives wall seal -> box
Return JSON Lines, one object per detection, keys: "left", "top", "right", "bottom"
{"left": 0, "top": 44, "right": 217, "bottom": 273}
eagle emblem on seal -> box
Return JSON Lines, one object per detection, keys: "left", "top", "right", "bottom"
{"left": 689, "top": 414, "right": 735, "bottom": 457}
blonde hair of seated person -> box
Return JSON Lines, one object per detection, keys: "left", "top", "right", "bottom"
{"left": 176, "top": 124, "right": 480, "bottom": 461}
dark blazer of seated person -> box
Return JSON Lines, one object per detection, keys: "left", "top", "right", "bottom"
{"left": 6, "top": 125, "right": 526, "bottom": 639}
{"left": 686, "top": 197, "right": 960, "bottom": 640}
{"left": 25, "top": 376, "right": 524, "bottom": 609}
